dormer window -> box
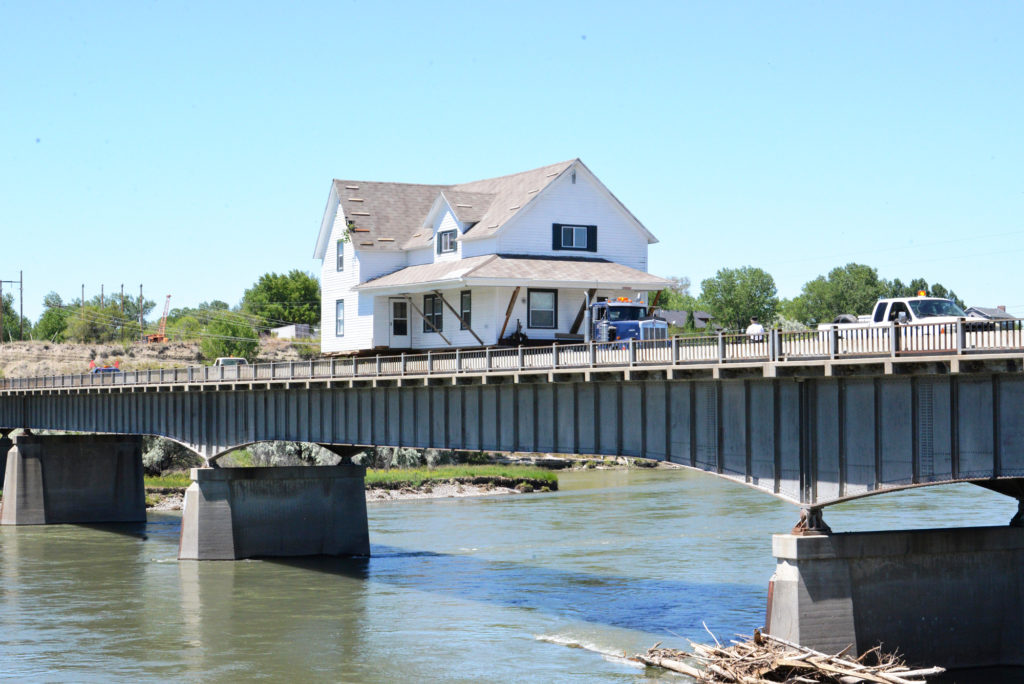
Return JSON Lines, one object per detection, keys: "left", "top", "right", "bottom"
{"left": 552, "top": 223, "right": 596, "bottom": 252}
{"left": 437, "top": 229, "right": 457, "bottom": 254}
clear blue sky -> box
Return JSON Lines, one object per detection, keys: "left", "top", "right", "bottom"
{"left": 3, "top": 1, "right": 1022, "bottom": 323}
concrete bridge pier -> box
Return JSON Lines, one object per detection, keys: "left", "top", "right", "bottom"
{"left": 178, "top": 465, "right": 370, "bottom": 560}
{"left": 0, "top": 428, "right": 12, "bottom": 487}
{"left": 0, "top": 434, "right": 146, "bottom": 525}
{"left": 766, "top": 525, "right": 1024, "bottom": 669}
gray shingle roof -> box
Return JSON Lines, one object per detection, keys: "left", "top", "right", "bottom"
{"left": 333, "top": 180, "right": 447, "bottom": 252}
{"left": 355, "top": 254, "right": 671, "bottom": 292}
{"left": 332, "top": 160, "right": 576, "bottom": 252}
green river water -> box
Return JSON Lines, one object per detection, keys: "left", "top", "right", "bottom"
{"left": 1, "top": 468, "right": 1020, "bottom": 682}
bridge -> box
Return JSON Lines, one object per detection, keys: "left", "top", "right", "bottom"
{"left": 3, "top": 319, "right": 1024, "bottom": 667}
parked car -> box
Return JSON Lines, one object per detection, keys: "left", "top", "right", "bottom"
{"left": 89, "top": 365, "right": 121, "bottom": 374}
{"left": 213, "top": 357, "right": 249, "bottom": 366}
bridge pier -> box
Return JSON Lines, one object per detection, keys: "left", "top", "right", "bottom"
{"left": 0, "top": 434, "right": 145, "bottom": 525}
{"left": 766, "top": 526, "right": 1024, "bottom": 669}
{"left": 0, "top": 428, "right": 12, "bottom": 487}
{"left": 178, "top": 465, "right": 369, "bottom": 560}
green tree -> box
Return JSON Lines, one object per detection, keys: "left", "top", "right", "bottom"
{"left": 698, "top": 266, "right": 778, "bottom": 331}
{"left": 787, "top": 263, "right": 887, "bottom": 325}
{"left": 241, "top": 270, "right": 320, "bottom": 327}
{"left": 33, "top": 292, "right": 71, "bottom": 342}
{"left": 0, "top": 292, "right": 22, "bottom": 342}
{"left": 168, "top": 314, "right": 202, "bottom": 340}
{"left": 200, "top": 316, "right": 259, "bottom": 361}
{"left": 653, "top": 276, "right": 700, "bottom": 332}
{"left": 883, "top": 277, "right": 964, "bottom": 308}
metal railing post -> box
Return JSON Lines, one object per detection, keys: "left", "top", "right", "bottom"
{"left": 890, "top": 322, "right": 898, "bottom": 358}
{"left": 401, "top": 352, "right": 406, "bottom": 375}
{"left": 552, "top": 343, "right": 558, "bottom": 369}
{"left": 671, "top": 336, "right": 679, "bottom": 363}
{"left": 829, "top": 328, "right": 838, "bottom": 359}
{"left": 517, "top": 345, "right": 524, "bottom": 370}
{"left": 589, "top": 340, "right": 596, "bottom": 367}
{"left": 956, "top": 319, "right": 965, "bottom": 354}
{"left": 717, "top": 332, "right": 725, "bottom": 363}
{"left": 427, "top": 350, "right": 433, "bottom": 374}
{"left": 188, "top": 366, "right": 193, "bottom": 383}
{"left": 455, "top": 349, "right": 461, "bottom": 373}
{"left": 485, "top": 347, "right": 491, "bottom": 372}
{"left": 376, "top": 355, "right": 382, "bottom": 376}
{"left": 628, "top": 338, "right": 636, "bottom": 366}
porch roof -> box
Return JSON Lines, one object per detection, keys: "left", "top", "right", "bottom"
{"left": 353, "top": 254, "right": 672, "bottom": 295}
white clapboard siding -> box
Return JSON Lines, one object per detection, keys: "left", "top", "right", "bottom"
{"left": 463, "top": 168, "right": 649, "bottom": 271}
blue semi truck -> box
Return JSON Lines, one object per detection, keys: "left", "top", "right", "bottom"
{"left": 590, "top": 297, "right": 668, "bottom": 343}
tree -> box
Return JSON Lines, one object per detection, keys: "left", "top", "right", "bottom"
{"left": 787, "top": 263, "right": 887, "bottom": 325}
{"left": 699, "top": 266, "right": 778, "bottom": 331}
{"left": 200, "top": 316, "right": 259, "bottom": 361}
{"left": 656, "top": 276, "right": 699, "bottom": 309}
{"left": 168, "top": 314, "right": 202, "bottom": 340}
{"left": 884, "top": 277, "right": 964, "bottom": 309}
{"left": 33, "top": 292, "right": 70, "bottom": 342}
{"left": 0, "top": 292, "right": 21, "bottom": 342}
{"left": 241, "top": 270, "right": 320, "bottom": 327}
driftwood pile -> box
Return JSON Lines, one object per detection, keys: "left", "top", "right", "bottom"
{"left": 633, "top": 630, "right": 945, "bottom": 683}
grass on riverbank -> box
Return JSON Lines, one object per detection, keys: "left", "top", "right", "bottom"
{"left": 144, "top": 465, "right": 557, "bottom": 491}
{"left": 366, "top": 464, "right": 557, "bottom": 489}
{"left": 145, "top": 473, "right": 192, "bottom": 489}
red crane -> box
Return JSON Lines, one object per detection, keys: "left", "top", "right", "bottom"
{"left": 146, "top": 295, "right": 172, "bottom": 343}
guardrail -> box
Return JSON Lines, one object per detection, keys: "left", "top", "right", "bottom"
{"left": 1, "top": 319, "right": 1021, "bottom": 391}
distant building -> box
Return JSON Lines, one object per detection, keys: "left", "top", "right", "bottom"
{"left": 654, "top": 309, "right": 688, "bottom": 328}
{"left": 271, "top": 324, "right": 313, "bottom": 340}
{"left": 692, "top": 311, "right": 715, "bottom": 330}
{"left": 965, "top": 305, "right": 1015, "bottom": 321}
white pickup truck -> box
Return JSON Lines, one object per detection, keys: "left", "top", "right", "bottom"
{"left": 819, "top": 296, "right": 987, "bottom": 337}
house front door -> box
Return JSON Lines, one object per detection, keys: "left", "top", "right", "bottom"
{"left": 389, "top": 298, "right": 410, "bottom": 348}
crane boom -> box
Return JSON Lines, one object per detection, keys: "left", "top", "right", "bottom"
{"left": 146, "top": 295, "right": 172, "bottom": 343}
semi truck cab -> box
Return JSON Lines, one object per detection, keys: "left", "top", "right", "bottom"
{"left": 591, "top": 298, "right": 668, "bottom": 342}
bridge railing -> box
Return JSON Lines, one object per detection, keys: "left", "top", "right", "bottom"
{"left": 2, "top": 318, "right": 1022, "bottom": 390}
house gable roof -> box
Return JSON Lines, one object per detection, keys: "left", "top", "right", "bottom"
{"left": 313, "top": 159, "right": 657, "bottom": 258}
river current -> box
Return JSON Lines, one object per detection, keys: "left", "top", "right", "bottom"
{"left": 0, "top": 468, "right": 1018, "bottom": 682}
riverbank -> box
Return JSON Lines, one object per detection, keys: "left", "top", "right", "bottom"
{"left": 146, "top": 479, "right": 532, "bottom": 510}
{"left": 143, "top": 463, "right": 564, "bottom": 510}
{"left": 0, "top": 338, "right": 311, "bottom": 378}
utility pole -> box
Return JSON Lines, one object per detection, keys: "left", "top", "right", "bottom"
{"left": 0, "top": 273, "right": 24, "bottom": 343}
{"left": 101, "top": 284, "right": 104, "bottom": 308}
{"left": 138, "top": 284, "right": 144, "bottom": 340}
{"left": 19, "top": 271, "right": 23, "bottom": 340}
{"left": 120, "top": 283, "right": 125, "bottom": 342}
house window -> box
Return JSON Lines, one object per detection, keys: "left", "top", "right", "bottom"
{"left": 437, "top": 229, "right": 457, "bottom": 254}
{"left": 335, "top": 300, "right": 345, "bottom": 337}
{"left": 552, "top": 223, "right": 596, "bottom": 252}
{"left": 423, "top": 294, "right": 443, "bottom": 332}
{"left": 528, "top": 289, "right": 557, "bottom": 329}
{"left": 460, "top": 290, "right": 472, "bottom": 330}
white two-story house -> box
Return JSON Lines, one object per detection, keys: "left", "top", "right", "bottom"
{"left": 313, "top": 159, "right": 670, "bottom": 354}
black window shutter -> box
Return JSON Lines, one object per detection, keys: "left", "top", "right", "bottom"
{"left": 552, "top": 224, "right": 561, "bottom": 250}
{"left": 586, "top": 225, "right": 597, "bottom": 252}
{"left": 436, "top": 235, "right": 442, "bottom": 254}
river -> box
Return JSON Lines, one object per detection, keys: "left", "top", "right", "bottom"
{"left": 1, "top": 468, "right": 1019, "bottom": 682}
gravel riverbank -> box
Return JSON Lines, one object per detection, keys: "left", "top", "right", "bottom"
{"left": 146, "top": 481, "right": 523, "bottom": 511}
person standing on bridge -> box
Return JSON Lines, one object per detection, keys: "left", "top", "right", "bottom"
{"left": 745, "top": 317, "right": 764, "bottom": 342}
